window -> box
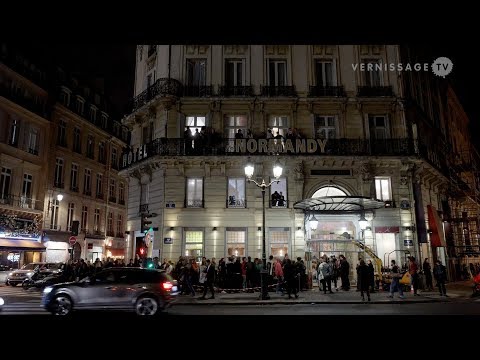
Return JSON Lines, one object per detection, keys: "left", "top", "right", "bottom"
{"left": 146, "top": 69, "right": 156, "bottom": 89}
{"left": 269, "top": 227, "right": 289, "bottom": 257}
{"left": 54, "top": 158, "right": 64, "bottom": 187}
{"left": 98, "top": 142, "right": 105, "bottom": 163}
{"left": 227, "top": 178, "right": 246, "bottom": 208}
{"left": 87, "top": 135, "right": 95, "bottom": 159}
{"left": 101, "top": 113, "right": 108, "bottom": 129}
{"left": 111, "top": 147, "right": 117, "bottom": 168}
{"left": 60, "top": 88, "right": 70, "bottom": 107}
{"left": 186, "top": 178, "right": 203, "bottom": 208}
{"left": 184, "top": 229, "right": 204, "bottom": 263}
{"left": 0, "top": 168, "right": 12, "bottom": 203}
{"left": 119, "top": 182, "right": 125, "bottom": 203}
{"left": 185, "top": 116, "right": 206, "bottom": 136}
{"left": 186, "top": 59, "right": 206, "bottom": 86}
{"left": 94, "top": 209, "right": 100, "bottom": 232}
{"left": 224, "top": 115, "right": 247, "bottom": 142}
{"left": 9, "top": 119, "right": 19, "bottom": 147}
{"left": 226, "top": 228, "right": 246, "bottom": 257}
{"left": 368, "top": 115, "right": 389, "bottom": 140}
{"left": 268, "top": 60, "right": 287, "bottom": 86}
{"left": 270, "top": 178, "right": 287, "bottom": 208}
{"left": 142, "top": 123, "right": 154, "bottom": 144}
{"left": 28, "top": 127, "right": 39, "bottom": 155}
{"left": 57, "top": 120, "right": 67, "bottom": 147}
{"left": 76, "top": 96, "right": 85, "bottom": 115}
{"left": 375, "top": 177, "right": 392, "bottom": 201}
{"left": 363, "top": 59, "right": 382, "bottom": 87}
{"left": 84, "top": 169, "right": 91, "bottom": 195}
{"left": 81, "top": 205, "right": 88, "bottom": 231}
{"left": 67, "top": 203, "right": 75, "bottom": 231}
{"left": 107, "top": 212, "right": 114, "bottom": 235}
{"left": 73, "top": 127, "right": 81, "bottom": 153}
{"left": 314, "top": 115, "right": 336, "bottom": 139}
{"left": 96, "top": 174, "right": 103, "bottom": 197}
{"left": 50, "top": 200, "right": 60, "bottom": 230}
{"left": 315, "top": 60, "right": 336, "bottom": 86}
{"left": 117, "top": 214, "right": 123, "bottom": 236}
{"left": 21, "top": 174, "right": 32, "bottom": 207}
{"left": 109, "top": 179, "right": 116, "bottom": 200}
{"left": 89, "top": 106, "right": 97, "bottom": 122}
{"left": 268, "top": 116, "right": 289, "bottom": 139}
{"left": 225, "top": 59, "right": 245, "bottom": 87}
{"left": 70, "top": 163, "right": 78, "bottom": 191}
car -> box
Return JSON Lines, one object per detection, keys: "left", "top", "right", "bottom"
{"left": 5, "top": 262, "right": 62, "bottom": 286}
{"left": 42, "top": 267, "right": 179, "bottom": 316}
{"left": 0, "top": 297, "right": 4, "bottom": 312}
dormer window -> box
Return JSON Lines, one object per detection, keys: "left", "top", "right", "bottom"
{"left": 89, "top": 106, "right": 97, "bottom": 123}
{"left": 60, "top": 86, "right": 71, "bottom": 107}
{"left": 101, "top": 112, "right": 108, "bottom": 129}
{"left": 76, "top": 96, "right": 85, "bottom": 115}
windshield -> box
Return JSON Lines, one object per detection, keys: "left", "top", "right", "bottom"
{"left": 21, "top": 263, "right": 41, "bottom": 270}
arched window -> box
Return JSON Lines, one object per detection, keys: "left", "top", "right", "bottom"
{"left": 312, "top": 186, "right": 347, "bottom": 198}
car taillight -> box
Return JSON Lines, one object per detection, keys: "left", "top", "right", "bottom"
{"left": 162, "top": 281, "right": 173, "bottom": 291}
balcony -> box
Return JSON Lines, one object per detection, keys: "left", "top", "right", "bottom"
{"left": 96, "top": 193, "right": 104, "bottom": 200}
{"left": 116, "top": 233, "right": 124, "bottom": 238}
{"left": 270, "top": 200, "right": 288, "bottom": 209}
{"left": 185, "top": 199, "right": 203, "bottom": 208}
{"left": 260, "top": 86, "right": 297, "bottom": 97}
{"left": 227, "top": 197, "right": 246, "bottom": 208}
{"left": 109, "top": 196, "right": 117, "bottom": 203}
{"left": 129, "top": 78, "right": 183, "bottom": 113}
{"left": 28, "top": 148, "right": 39, "bottom": 156}
{"left": 70, "top": 186, "right": 79, "bottom": 193}
{"left": 357, "top": 86, "right": 394, "bottom": 97}
{"left": 183, "top": 85, "right": 213, "bottom": 97}
{"left": 119, "top": 199, "right": 125, "bottom": 205}
{"left": 308, "top": 86, "right": 345, "bottom": 97}
{"left": 83, "top": 190, "right": 92, "bottom": 196}
{"left": 54, "top": 182, "right": 64, "bottom": 189}
{"left": 218, "top": 85, "right": 254, "bottom": 97}
{"left": 0, "top": 83, "right": 49, "bottom": 118}
{"left": 0, "top": 194, "right": 13, "bottom": 206}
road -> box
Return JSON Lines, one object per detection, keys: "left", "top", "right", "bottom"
{"left": 1, "top": 285, "right": 479, "bottom": 316}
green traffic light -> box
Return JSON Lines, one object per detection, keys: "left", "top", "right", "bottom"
{"left": 148, "top": 263, "right": 154, "bottom": 268}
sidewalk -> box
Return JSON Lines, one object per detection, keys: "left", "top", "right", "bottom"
{"left": 174, "top": 280, "right": 475, "bottom": 305}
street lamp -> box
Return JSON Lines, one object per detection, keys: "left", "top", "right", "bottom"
{"left": 56, "top": 194, "right": 63, "bottom": 202}
{"left": 309, "top": 214, "right": 318, "bottom": 231}
{"left": 244, "top": 158, "right": 283, "bottom": 300}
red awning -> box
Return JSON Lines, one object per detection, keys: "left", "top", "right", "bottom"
{"left": 0, "top": 239, "right": 46, "bottom": 251}
{"left": 428, "top": 205, "right": 446, "bottom": 247}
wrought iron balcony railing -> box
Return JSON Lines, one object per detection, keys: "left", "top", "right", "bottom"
{"left": 129, "top": 78, "right": 183, "bottom": 113}
{"left": 226, "top": 197, "right": 246, "bottom": 208}
{"left": 308, "top": 85, "right": 345, "bottom": 97}
{"left": 357, "top": 86, "right": 394, "bottom": 97}
{"left": 0, "top": 194, "right": 43, "bottom": 211}
{"left": 185, "top": 199, "right": 204, "bottom": 208}
{"left": 270, "top": 200, "right": 289, "bottom": 208}
{"left": 0, "top": 83, "right": 49, "bottom": 118}
{"left": 218, "top": 85, "right": 254, "bottom": 97}
{"left": 28, "top": 148, "right": 39, "bottom": 155}
{"left": 260, "top": 85, "right": 297, "bottom": 97}
{"left": 183, "top": 85, "right": 213, "bottom": 97}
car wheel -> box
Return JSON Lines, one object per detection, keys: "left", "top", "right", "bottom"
{"left": 135, "top": 296, "right": 160, "bottom": 316}
{"left": 49, "top": 295, "right": 73, "bottom": 316}
{"left": 10, "top": 283, "right": 17, "bottom": 287}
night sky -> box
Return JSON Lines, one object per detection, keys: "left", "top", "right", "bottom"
{"left": 13, "top": 44, "right": 479, "bottom": 144}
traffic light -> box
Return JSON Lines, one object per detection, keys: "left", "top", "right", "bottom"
{"left": 141, "top": 214, "right": 152, "bottom": 234}
{"left": 71, "top": 220, "right": 79, "bottom": 236}
{"left": 139, "top": 247, "right": 145, "bottom": 256}
{"left": 146, "top": 258, "right": 154, "bottom": 269}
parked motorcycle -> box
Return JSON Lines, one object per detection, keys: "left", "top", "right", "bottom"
{"left": 22, "top": 268, "right": 65, "bottom": 290}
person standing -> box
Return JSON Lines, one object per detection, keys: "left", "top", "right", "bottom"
{"left": 433, "top": 260, "right": 448, "bottom": 297}
{"left": 283, "top": 259, "right": 299, "bottom": 299}
{"left": 387, "top": 260, "right": 405, "bottom": 299}
{"left": 423, "top": 258, "right": 433, "bottom": 291}
{"left": 357, "top": 259, "right": 371, "bottom": 302}
{"left": 408, "top": 256, "right": 420, "bottom": 296}
{"left": 367, "top": 260, "right": 376, "bottom": 293}
{"left": 199, "top": 259, "right": 216, "bottom": 299}
{"left": 339, "top": 255, "right": 350, "bottom": 291}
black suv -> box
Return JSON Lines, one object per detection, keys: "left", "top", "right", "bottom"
{"left": 42, "top": 267, "right": 179, "bottom": 316}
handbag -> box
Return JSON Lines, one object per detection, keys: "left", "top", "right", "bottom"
{"left": 399, "top": 272, "right": 411, "bottom": 285}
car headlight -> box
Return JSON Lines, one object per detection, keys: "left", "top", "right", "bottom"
{"left": 26, "top": 272, "right": 34, "bottom": 276}
{"left": 8, "top": 272, "right": 13, "bottom": 276}
{"left": 43, "top": 286, "right": 53, "bottom": 294}
{"left": 0, "top": 297, "right": 4, "bottom": 306}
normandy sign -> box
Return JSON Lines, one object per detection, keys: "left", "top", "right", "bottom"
{"left": 234, "top": 138, "right": 328, "bottom": 154}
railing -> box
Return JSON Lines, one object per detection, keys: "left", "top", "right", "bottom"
{"left": 109, "top": 196, "right": 116, "bottom": 203}
{"left": 54, "top": 182, "right": 64, "bottom": 189}
{"left": 270, "top": 200, "right": 289, "bottom": 209}
{"left": 357, "top": 86, "right": 394, "bottom": 97}
{"left": 226, "top": 197, "right": 246, "bottom": 208}
{"left": 185, "top": 199, "right": 204, "bottom": 208}
{"left": 116, "top": 233, "right": 124, "bottom": 238}
{"left": 129, "top": 78, "right": 183, "bottom": 113}
{"left": 0, "top": 83, "right": 49, "bottom": 118}
{"left": 183, "top": 85, "right": 214, "bottom": 97}
{"left": 28, "top": 148, "right": 39, "bottom": 155}
{"left": 260, "top": 85, "right": 297, "bottom": 97}
{"left": 0, "top": 195, "right": 44, "bottom": 211}
{"left": 308, "top": 85, "right": 345, "bottom": 97}
{"left": 70, "top": 186, "right": 79, "bottom": 193}
{"left": 218, "top": 85, "right": 254, "bottom": 97}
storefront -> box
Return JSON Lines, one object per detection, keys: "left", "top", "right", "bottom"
{"left": 0, "top": 238, "right": 46, "bottom": 269}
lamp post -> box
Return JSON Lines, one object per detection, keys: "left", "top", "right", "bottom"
{"left": 244, "top": 159, "right": 283, "bottom": 300}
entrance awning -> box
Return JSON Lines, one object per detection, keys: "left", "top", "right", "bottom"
{"left": 293, "top": 196, "right": 385, "bottom": 213}
{"left": 0, "top": 239, "right": 46, "bottom": 251}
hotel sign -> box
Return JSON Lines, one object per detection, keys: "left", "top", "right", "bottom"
{"left": 234, "top": 139, "right": 328, "bottom": 154}
{"left": 122, "top": 144, "right": 148, "bottom": 168}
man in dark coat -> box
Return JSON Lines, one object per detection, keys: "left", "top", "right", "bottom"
{"left": 283, "top": 259, "right": 298, "bottom": 299}
{"left": 433, "top": 260, "right": 447, "bottom": 296}
{"left": 339, "top": 255, "right": 350, "bottom": 291}
{"left": 200, "top": 259, "right": 216, "bottom": 299}
{"left": 357, "top": 259, "right": 371, "bottom": 302}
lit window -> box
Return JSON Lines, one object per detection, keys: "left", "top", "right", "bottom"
{"left": 184, "top": 229, "right": 204, "bottom": 263}
{"left": 227, "top": 178, "right": 246, "bottom": 208}
{"left": 186, "top": 178, "right": 203, "bottom": 208}
{"left": 226, "top": 228, "right": 246, "bottom": 257}
{"left": 375, "top": 177, "right": 391, "bottom": 201}
{"left": 270, "top": 178, "right": 287, "bottom": 208}
{"left": 269, "top": 227, "right": 289, "bottom": 258}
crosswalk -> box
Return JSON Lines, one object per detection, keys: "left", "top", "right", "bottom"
{"left": 1, "top": 303, "right": 48, "bottom": 315}
{"left": 0, "top": 286, "right": 46, "bottom": 315}
{"left": 0, "top": 285, "right": 43, "bottom": 299}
